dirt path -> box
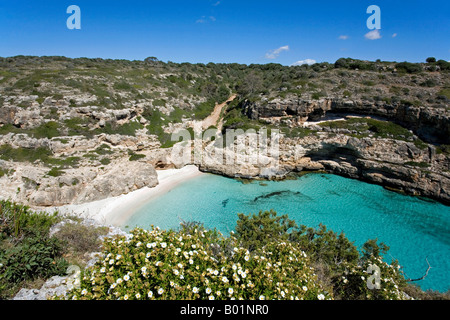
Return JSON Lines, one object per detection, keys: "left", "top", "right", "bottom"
{"left": 200, "top": 94, "right": 237, "bottom": 131}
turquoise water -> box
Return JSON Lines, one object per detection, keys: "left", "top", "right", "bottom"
{"left": 124, "top": 173, "right": 450, "bottom": 293}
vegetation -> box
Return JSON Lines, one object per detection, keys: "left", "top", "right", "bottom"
{"left": 0, "top": 200, "right": 66, "bottom": 298}
{"left": 57, "top": 210, "right": 448, "bottom": 301}
{"left": 1, "top": 200, "right": 448, "bottom": 300}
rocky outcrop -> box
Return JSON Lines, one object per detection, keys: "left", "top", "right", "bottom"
{"left": 73, "top": 162, "right": 158, "bottom": 204}
{"left": 243, "top": 97, "right": 450, "bottom": 144}
{"left": 0, "top": 160, "right": 159, "bottom": 207}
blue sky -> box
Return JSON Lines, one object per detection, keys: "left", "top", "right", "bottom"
{"left": 0, "top": 0, "right": 448, "bottom": 65}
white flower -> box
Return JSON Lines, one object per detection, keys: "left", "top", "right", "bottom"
{"left": 161, "top": 242, "right": 167, "bottom": 248}
{"left": 124, "top": 295, "right": 129, "bottom": 300}
{"left": 141, "top": 267, "right": 147, "bottom": 273}
{"left": 147, "top": 243, "right": 152, "bottom": 248}
{"left": 146, "top": 252, "right": 151, "bottom": 258}
{"left": 109, "top": 259, "right": 115, "bottom": 265}
{"left": 158, "top": 288, "right": 164, "bottom": 295}
{"left": 178, "top": 263, "right": 183, "bottom": 269}
{"left": 206, "top": 288, "right": 212, "bottom": 294}
{"left": 116, "top": 254, "right": 122, "bottom": 260}
{"left": 222, "top": 276, "right": 229, "bottom": 283}
{"left": 81, "top": 289, "right": 87, "bottom": 295}
{"left": 173, "top": 269, "right": 179, "bottom": 275}
{"left": 209, "top": 295, "right": 215, "bottom": 300}
{"left": 317, "top": 294, "right": 325, "bottom": 300}
{"left": 302, "top": 286, "right": 308, "bottom": 292}
{"left": 116, "top": 278, "right": 123, "bottom": 284}
{"left": 135, "top": 293, "right": 141, "bottom": 299}
{"left": 193, "top": 287, "right": 199, "bottom": 293}
{"left": 124, "top": 275, "right": 130, "bottom": 281}
{"left": 259, "top": 295, "right": 265, "bottom": 300}
{"left": 148, "top": 291, "right": 153, "bottom": 298}
{"left": 244, "top": 255, "right": 250, "bottom": 261}
{"left": 228, "top": 288, "right": 234, "bottom": 295}
{"left": 100, "top": 267, "right": 106, "bottom": 273}
{"left": 189, "top": 259, "right": 194, "bottom": 265}
{"left": 191, "top": 244, "right": 196, "bottom": 249}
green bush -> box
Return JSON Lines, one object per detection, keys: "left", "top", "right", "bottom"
{"left": 0, "top": 200, "right": 67, "bottom": 299}
{"left": 395, "top": 62, "right": 422, "bottom": 74}
{"left": 63, "top": 226, "right": 332, "bottom": 300}
{"left": 57, "top": 210, "right": 413, "bottom": 301}
{"left": 1, "top": 236, "right": 68, "bottom": 284}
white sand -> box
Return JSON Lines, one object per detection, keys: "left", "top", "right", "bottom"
{"left": 48, "top": 165, "right": 204, "bottom": 227}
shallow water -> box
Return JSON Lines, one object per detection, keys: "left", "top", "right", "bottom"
{"left": 124, "top": 173, "right": 450, "bottom": 292}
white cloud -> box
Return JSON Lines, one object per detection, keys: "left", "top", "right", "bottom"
{"left": 212, "top": 1, "right": 221, "bottom": 6}
{"left": 365, "top": 29, "right": 382, "bottom": 40}
{"left": 265, "top": 45, "right": 290, "bottom": 59}
{"left": 291, "top": 59, "right": 317, "bottom": 66}
{"left": 196, "top": 16, "right": 216, "bottom": 23}
{"left": 392, "top": 33, "right": 398, "bottom": 38}
{"left": 339, "top": 35, "right": 349, "bottom": 40}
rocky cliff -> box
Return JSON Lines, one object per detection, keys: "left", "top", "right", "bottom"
{"left": 243, "top": 97, "right": 450, "bottom": 144}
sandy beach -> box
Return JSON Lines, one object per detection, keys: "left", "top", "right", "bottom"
{"left": 48, "top": 165, "right": 204, "bottom": 227}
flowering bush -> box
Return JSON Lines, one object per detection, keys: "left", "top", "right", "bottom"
{"left": 333, "top": 255, "right": 411, "bottom": 300}
{"left": 63, "top": 226, "right": 332, "bottom": 300}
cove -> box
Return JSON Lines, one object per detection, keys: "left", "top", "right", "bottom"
{"left": 123, "top": 172, "right": 450, "bottom": 293}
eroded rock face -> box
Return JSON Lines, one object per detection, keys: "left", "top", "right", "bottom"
{"left": 74, "top": 162, "right": 158, "bottom": 204}
{"left": 0, "top": 160, "right": 159, "bottom": 207}
{"left": 244, "top": 98, "right": 450, "bottom": 144}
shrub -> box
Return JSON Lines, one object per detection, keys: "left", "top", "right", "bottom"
{"left": 0, "top": 200, "right": 66, "bottom": 299}
{"left": 54, "top": 223, "right": 108, "bottom": 257}
{"left": 1, "top": 236, "right": 68, "bottom": 284}
{"left": 395, "top": 62, "right": 422, "bottom": 74}
{"left": 63, "top": 226, "right": 332, "bottom": 300}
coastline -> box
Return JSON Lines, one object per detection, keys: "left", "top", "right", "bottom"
{"left": 47, "top": 165, "right": 204, "bottom": 228}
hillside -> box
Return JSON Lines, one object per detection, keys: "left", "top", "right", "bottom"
{"left": 0, "top": 56, "right": 449, "bottom": 206}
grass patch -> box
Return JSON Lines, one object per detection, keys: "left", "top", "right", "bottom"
{"left": 128, "top": 151, "right": 146, "bottom": 161}
{"left": 319, "top": 118, "right": 415, "bottom": 141}
{"left": 404, "top": 161, "right": 431, "bottom": 168}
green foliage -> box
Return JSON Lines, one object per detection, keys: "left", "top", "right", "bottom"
{"left": 99, "top": 121, "right": 144, "bottom": 137}
{"left": 47, "top": 167, "right": 65, "bottom": 177}
{"left": 1, "top": 236, "right": 68, "bottom": 284}
{"left": 113, "top": 81, "right": 132, "bottom": 91}
{"left": 395, "top": 62, "right": 422, "bottom": 74}
{"left": 235, "top": 210, "right": 299, "bottom": 251}
{"left": 319, "top": 118, "right": 416, "bottom": 142}
{"left": 53, "top": 223, "right": 108, "bottom": 257}
{"left": 404, "top": 161, "right": 431, "bottom": 168}
{"left": 0, "top": 200, "right": 67, "bottom": 299}
{"left": 63, "top": 226, "right": 332, "bottom": 301}
{"left": 0, "top": 200, "right": 60, "bottom": 240}
{"left": 128, "top": 151, "right": 146, "bottom": 161}
{"left": 0, "top": 144, "right": 53, "bottom": 164}
{"left": 436, "top": 60, "right": 450, "bottom": 71}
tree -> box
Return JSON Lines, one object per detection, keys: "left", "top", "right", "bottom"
{"left": 237, "top": 72, "right": 263, "bottom": 97}
{"left": 426, "top": 57, "right": 436, "bottom": 63}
